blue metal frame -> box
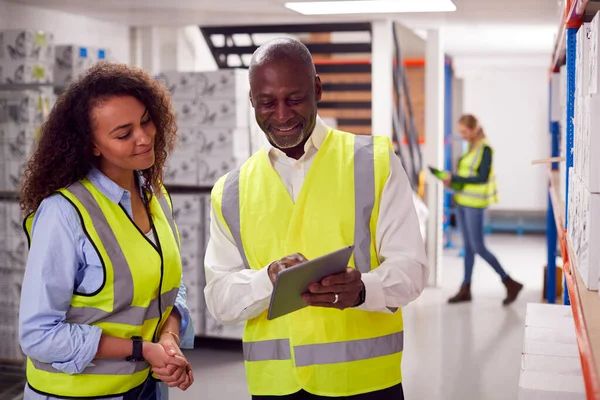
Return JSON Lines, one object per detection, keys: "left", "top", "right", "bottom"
{"left": 443, "top": 61, "right": 454, "bottom": 248}
{"left": 564, "top": 27, "right": 578, "bottom": 306}
{"left": 546, "top": 78, "right": 560, "bottom": 303}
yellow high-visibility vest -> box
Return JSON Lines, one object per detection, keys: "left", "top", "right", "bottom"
{"left": 211, "top": 129, "right": 404, "bottom": 397}
{"left": 454, "top": 140, "right": 498, "bottom": 209}
{"left": 23, "top": 178, "right": 182, "bottom": 398}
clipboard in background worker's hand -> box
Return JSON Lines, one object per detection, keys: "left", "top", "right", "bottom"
{"left": 267, "top": 245, "right": 355, "bottom": 320}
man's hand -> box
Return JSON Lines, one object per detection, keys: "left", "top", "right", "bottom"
{"left": 146, "top": 336, "right": 194, "bottom": 391}
{"left": 267, "top": 253, "right": 308, "bottom": 284}
{"left": 303, "top": 267, "right": 364, "bottom": 310}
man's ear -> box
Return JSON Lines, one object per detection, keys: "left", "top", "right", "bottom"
{"left": 315, "top": 75, "right": 323, "bottom": 102}
{"left": 249, "top": 90, "right": 255, "bottom": 108}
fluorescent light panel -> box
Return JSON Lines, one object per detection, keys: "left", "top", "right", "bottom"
{"left": 285, "top": 0, "right": 457, "bottom": 15}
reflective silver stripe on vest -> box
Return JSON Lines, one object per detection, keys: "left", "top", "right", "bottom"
{"left": 32, "top": 358, "right": 149, "bottom": 375}
{"left": 468, "top": 145, "right": 484, "bottom": 176}
{"left": 455, "top": 190, "right": 498, "bottom": 200}
{"left": 353, "top": 135, "right": 375, "bottom": 273}
{"left": 293, "top": 331, "right": 404, "bottom": 367}
{"left": 66, "top": 182, "right": 134, "bottom": 314}
{"left": 158, "top": 194, "right": 179, "bottom": 249}
{"left": 243, "top": 339, "right": 291, "bottom": 362}
{"left": 65, "top": 286, "right": 180, "bottom": 325}
{"left": 221, "top": 168, "right": 250, "bottom": 269}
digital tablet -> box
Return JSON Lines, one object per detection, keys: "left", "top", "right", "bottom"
{"left": 267, "top": 245, "right": 355, "bottom": 320}
{"left": 428, "top": 165, "right": 449, "bottom": 180}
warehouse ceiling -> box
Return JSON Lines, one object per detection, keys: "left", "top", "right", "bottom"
{"left": 3, "top": 0, "right": 561, "bottom": 56}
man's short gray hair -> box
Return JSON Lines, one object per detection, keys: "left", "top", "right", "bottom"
{"left": 249, "top": 37, "right": 316, "bottom": 82}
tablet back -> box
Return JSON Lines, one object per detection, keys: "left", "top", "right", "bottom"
{"left": 267, "top": 245, "right": 355, "bottom": 320}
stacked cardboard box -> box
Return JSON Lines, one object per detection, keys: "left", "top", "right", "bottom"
{"left": 568, "top": 13, "right": 600, "bottom": 292}
{"left": 0, "top": 30, "right": 54, "bottom": 85}
{"left": 170, "top": 193, "right": 208, "bottom": 336}
{"left": 518, "top": 304, "right": 585, "bottom": 399}
{"left": 0, "top": 87, "right": 55, "bottom": 192}
{"left": 0, "top": 200, "right": 26, "bottom": 362}
{"left": 160, "top": 70, "right": 253, "bottom": 186}
{"left": 54, "top": 45, "right": 108, "bottom": 87}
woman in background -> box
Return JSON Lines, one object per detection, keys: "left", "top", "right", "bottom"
{"left": 19, "top": 62, "right": 194, "bottom": 399}
{"left": 444, "top": 114, "right": 523, "bottom": 305}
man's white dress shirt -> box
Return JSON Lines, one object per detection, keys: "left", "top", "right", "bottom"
{"left": 204, "top": 116, "right": 429, "bottom": 324}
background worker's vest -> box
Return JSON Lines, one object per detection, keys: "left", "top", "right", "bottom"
{"left": 212, "top": 129, "right": 404, "bottom": 397}
{"left": 454, "top": 140, "right": 498, "bottom": 209}
{"left": 23, "top": 178, "right": 182, "bottom": 398}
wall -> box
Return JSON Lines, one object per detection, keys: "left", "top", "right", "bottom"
{"left": 0, "top": 0, "right": 130, "bottom": 64}
{"left": 456, "top": 56, "right": 550, "bottom": 211}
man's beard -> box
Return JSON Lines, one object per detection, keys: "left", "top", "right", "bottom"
{"left": 266, "top": 125, "right": 307, "bottom": 149}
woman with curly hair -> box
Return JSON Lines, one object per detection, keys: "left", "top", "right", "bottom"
{"left": 18, "top": 62, "right": 195, "bottom": 399}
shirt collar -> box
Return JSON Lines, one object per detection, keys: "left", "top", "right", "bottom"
{"left": 263, "top": 115, "right": 330, "bottom": 158}
{"left": 86, "top": 167, "right": 133, "bottom": 205}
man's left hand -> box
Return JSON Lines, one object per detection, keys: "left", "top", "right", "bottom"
{"left": 303, "top": 268, "right": 363, "bottom": 310}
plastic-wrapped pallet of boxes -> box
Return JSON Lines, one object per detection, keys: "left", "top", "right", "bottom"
{"left": 160, "top": 69, "right": 254, "bottom": 340}
{"left": 0, "top": 30, "right": 55, "bottom": 85}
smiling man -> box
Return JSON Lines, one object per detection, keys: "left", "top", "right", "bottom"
{"left": 204, "top": 37, "right": 428, "bottom": 400}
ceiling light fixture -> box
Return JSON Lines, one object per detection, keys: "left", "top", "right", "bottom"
{"left": 285, "top": 0, "right": 457, "bottom": 15}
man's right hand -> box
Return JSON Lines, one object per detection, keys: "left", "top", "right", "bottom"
{"left": 267, "top": 253, "right": 308, "bottom": 284}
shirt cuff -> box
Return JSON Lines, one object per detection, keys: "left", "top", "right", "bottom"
{"left": 50, "top": 325, "right": 102, "bottom": 375}
{"left": 250, "top": 265, "right": 274, "bottom": 302}
{"left": 359, "top": 272, "right": 387, "bottom": 312}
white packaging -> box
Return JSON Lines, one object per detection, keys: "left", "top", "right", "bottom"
{"left": 590, "top": 12, "right": 600, "bottom": 94}
{"left": 576, "top": 24, "right": 591, "bottom": 97}
{"left": 0, "top": 60, "right": 53, "bottom": 85}
{"left": 569, "top": 172, "right": 600, "bottom": 290}
{"left": 0, "top": 30, "right": 54, "bottom": 62}
{"left": 170, "top": 194, "right": 203, "bottom": 225}
{"left": 178, "top": 127, "right": 252, "bottom": 160}
{"left": 578, "top": 94, "right": 600, "bottom": 192}
{"left": 173, "top": 98, "right": 251, "bottom": 129}
{"left": 177, "top": 224, "right": 201, "bottom": 256}
{"left": 54, "top": 45, "right": 99, "bottom": 86}
{"left": 0, "top": 88, "right": 54, "bottom": 125}
{"left": 164, "top": 149, "right": 199, "bottom": 186}
{"left": 3, "top": 160, "right": 26, "bottom": 192}
{"left": 198, "top": 156, "right": 238, "bottom": 186}
{"left": 2, "top": 123, "right": 38, "bottom": 163}
{"left": 159, "top": 69, "right": 249, "bottom": 101}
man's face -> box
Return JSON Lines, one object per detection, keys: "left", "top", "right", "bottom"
{"left": 249, "top": 60, "right": 322, "bottom": 150}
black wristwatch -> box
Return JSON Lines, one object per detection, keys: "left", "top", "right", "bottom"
{"left": 126, "top": 336, "right": 144, "bottom": 362}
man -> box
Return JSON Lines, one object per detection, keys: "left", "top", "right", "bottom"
{"left": 204, "top": 37, "right": 428, "bottom": 399}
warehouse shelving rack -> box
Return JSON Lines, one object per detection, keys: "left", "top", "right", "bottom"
{"left": 548, "top": 0, "right": 600, "bottom": 398}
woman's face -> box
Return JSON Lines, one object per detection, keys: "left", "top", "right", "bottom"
{"left": 458, "top": 123, "right": 477, "bottom": 142}
{"left": 91, "top": 95, "right": 157, "bottom": 176}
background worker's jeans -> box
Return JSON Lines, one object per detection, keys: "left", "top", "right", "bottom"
{"left": 252, "top": 383, "right": 404, "bottom": 399}
{"left": 456, "top": 205, "right": 508, "bottom": 285}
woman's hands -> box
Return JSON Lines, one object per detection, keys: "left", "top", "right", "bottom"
{"left": 142, "top": 336, "right": 194, "bottom": 391}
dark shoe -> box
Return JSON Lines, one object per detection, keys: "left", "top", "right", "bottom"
{"left": 448, "top": 284, "right": 471, "bottom": 303}
{"left": 502, "top": 277, "right": 523, "bottom": 305}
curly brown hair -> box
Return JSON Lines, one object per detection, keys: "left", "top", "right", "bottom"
{"left": 20, "top": 62, "right": 177, "bottom": 214}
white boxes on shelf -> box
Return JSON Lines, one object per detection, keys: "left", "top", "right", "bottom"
{"left": 576, "top": 23, "right": 591, "bottom": 97}
{"left": 567, "top": 169, "right": 600, "bottom": 290}
{"left": 173, "top": 98, "right": 252, "bottom": 129}
{"left": 0, "top": 30, "right": 55, "bottom": 85}
{"left": 159, "top": 69, "right": 250, "bottom": 102}
{"left": 54, "top": 45, "right": 107, "bottom": 86}
{"left": 589, "top": 12, "right": 600, "bottom": 95}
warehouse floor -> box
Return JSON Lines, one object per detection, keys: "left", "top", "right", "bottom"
{"left": 173, "top": 234, "right": 547, "bottom": 400}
